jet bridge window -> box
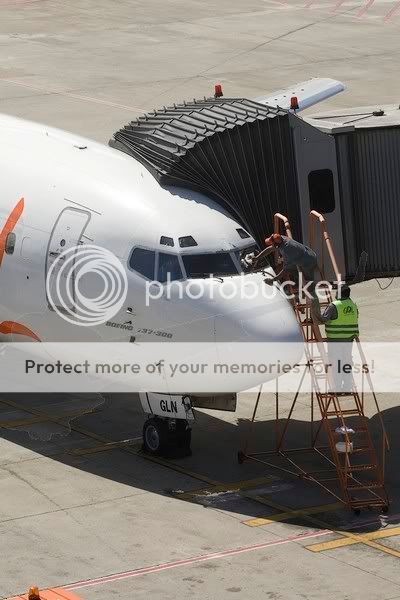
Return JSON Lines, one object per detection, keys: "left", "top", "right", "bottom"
{"left": 157, "top": 252, "right": 183, "bottom": 283}
{"left": 129, "top": 248, "right": 155, "bottom": 280}
{"left": 182, "top": 252, "right": 238, "bottom": 278}
{"left": 308, "top": 169, "right": 335, "bottom": 213}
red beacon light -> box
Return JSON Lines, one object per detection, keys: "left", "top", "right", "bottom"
{"left": 290, "top": 96, "right": 299, "bottom": 110}
{"left": 214, "top": 84, "right": 223, "bottom": 98}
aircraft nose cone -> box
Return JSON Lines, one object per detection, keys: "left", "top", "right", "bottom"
{"left": 212, "top": 276, "right": 303, "bottom": 385}
{"left": 213, "top": 276, "right": 301, "bottom": 344}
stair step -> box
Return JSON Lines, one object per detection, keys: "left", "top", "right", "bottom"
{"left": 350, "top": 499, "right": 387, "bottom": 508}
{"left": 351, "top": 446, "right": 371, "bottom": 454}
{"left": 326, "top": 409, "right": 361, "bottom": 416}
{"left": 318, "top": 393, "right": 355, "bottom": 400}
{"left": 347, "top": 481, "right": 383, "bottom": 491}
{"left": 341, "top": 464, "right": 377, "bottom": 472}
{"left": 330, "top": 426, "right": 369, "bottom": 434}
{"left": 319, "top": 393, "right": 358, "bottom": 399}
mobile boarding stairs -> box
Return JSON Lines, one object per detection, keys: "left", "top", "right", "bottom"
{"left": 238, "top": 210, "right": 390, "bottom": 514}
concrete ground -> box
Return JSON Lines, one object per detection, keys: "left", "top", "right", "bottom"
{"left": 1, "top": 1, "right": 400, "bottom": 599}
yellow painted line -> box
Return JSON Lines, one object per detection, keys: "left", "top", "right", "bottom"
{"left": 129, "top": 450, "right": 222, "bottom": 486}
{"left": 232, "top": 476, "right": 274, "bottom": 490}
{"left": 244, "top": 502, "right": 342, "bottom": 527}
{"left": 0, "top": 397, "right": 220, "bottom": 487}
{"left": 70, "top": 438, "right": 143, "bottom": 455}
{"left": 0, "top": 409, "right": 93, "bottom": 428}
{"left": 202, "top": 476, "right": 274, "bottom": 494}
{"left": 363, "top": 540, "right": 400, "bottom": 559}
{"left": 242, "top": 493, "right": 400, "bottom": 559}
{"left": 173, "top": 476, "right": 275, "bottom": 502}
{"left": 307, "top": 526, "right": 400, "bottom": 553}
{"left": 3, "top": 395, "right": 395, "bottom": 562}
{"left": 0, "top": 415, "right": 55, "bottom": 427}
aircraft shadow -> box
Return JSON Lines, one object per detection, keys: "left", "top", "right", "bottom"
{"left": 0, "top": 392, "right": 398, "bottom": 531}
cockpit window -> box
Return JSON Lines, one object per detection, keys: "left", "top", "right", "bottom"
{"left": 157, "top": 252, "right": 183, "bottom": 283}
{"left": 129, "top": 248, "right": 155, "bottom": 279}
{"left": 182, "top": 252, "right": 238, "bottom": 278}
{"left": 160, "top": 236, "right": 174, "bottom": 247}
{"left": 179, "top": 236, "right": 197, "bottom": 248}
{"left": 236, "top": 228, "right": 250, "bottom": 239}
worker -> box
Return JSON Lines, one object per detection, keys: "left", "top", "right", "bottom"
{"left": 252, "top": 234, "right": 317, "bottom": 294}
{"left": 314, "top": 284, "right": 359, "bottom": 394}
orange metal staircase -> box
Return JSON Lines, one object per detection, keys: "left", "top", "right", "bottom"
{"left": 239, "top": 211, "right": 390, "bottom": 513}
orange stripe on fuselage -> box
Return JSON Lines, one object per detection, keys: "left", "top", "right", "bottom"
{"left": 0, "top": 197, "right": 24, "bottom": 268}
{"left": 0, "top": 199, "right": 40, "bottom": 342}
{"left": 0, "top": 321, "right": 41, "bottom": 341}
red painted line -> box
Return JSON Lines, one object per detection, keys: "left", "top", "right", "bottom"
{"left": 357, "top": 0, "right": 376, "bottom": 17}
{"left": 63, "top": 511, "right": 399, "bottom": 591}
{"left": 331, "top": 0, "right": 346, "bottom": 12}
{"left": 384, "top": 1, "right": 400, "bottom": 20}
{"left": 64, "top": 529, "right": 330, "bottom": 590}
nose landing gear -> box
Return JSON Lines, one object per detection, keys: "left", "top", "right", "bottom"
{"left": 142, "top": 417, "right": 192, "bottom": 458}
{"left": 139, "top": 392, "right": 194, "bottom": 458}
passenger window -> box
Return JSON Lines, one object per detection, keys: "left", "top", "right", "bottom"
{"left": 308, "top": 169, "right": 335, "bottom": 213}
{"left": 157, "top": 252, "right": 182, "bottom": 283}
{"left": 129, "top": 248, "right": 155, "bottom": 279}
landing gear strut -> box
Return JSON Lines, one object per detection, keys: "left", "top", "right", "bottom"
{"left": 142, "top": 417, "right": 192, "bottom": 458}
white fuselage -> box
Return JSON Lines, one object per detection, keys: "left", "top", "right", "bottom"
{"left": 0, "top": 113, "right": 302, "bottom": 393}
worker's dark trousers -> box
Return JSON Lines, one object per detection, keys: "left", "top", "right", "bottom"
{"left": 284, "top": 269, "right": 317, "bottom": 299}
{"left": 327, "top": 340, "right": 354, "bottom": 394}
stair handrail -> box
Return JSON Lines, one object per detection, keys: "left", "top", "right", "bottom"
{"left": 356, "top": 337, "right": 390, "bottom": 453}
{"left": 309, "top": 210, "right": 390, "bottom": 469}
{"left": 309, "top": 210, "right": 341, "bottom": 284}
{"left": 274, "top": 213, "right": 293, "bottom": 238}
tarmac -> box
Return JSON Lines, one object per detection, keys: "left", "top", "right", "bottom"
{"left": 1, "top": 1, "right": 400, "bottom": 599}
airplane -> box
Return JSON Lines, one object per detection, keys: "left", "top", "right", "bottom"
{"left": 0, "top": 78, "right": 344, "bottom": 456}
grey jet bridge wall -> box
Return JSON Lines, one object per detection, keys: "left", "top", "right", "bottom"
{"left": 110, "top": 97, "right": 301, "bottom": 247}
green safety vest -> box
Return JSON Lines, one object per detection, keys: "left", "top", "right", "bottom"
{"left": 325, "top": 298, "right": 359, "bottom": 340}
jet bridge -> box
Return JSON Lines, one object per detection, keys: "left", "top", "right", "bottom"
{"left": 110, "top": 97, "right": 301, "bottom": 245}
{"left": 111, "top": 94, "right": 400, "bottom": 282}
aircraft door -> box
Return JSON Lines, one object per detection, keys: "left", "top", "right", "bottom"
{"left": 46, "top": 208, "right": 90, "bottom": 311}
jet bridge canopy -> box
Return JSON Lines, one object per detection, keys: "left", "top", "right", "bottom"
{"left": 110, "top": 97, "right": 300, "bottom": 246}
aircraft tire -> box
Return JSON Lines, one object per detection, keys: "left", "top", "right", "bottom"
{"left": 142, "top": 417, "right": 169, "bottom": 455}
